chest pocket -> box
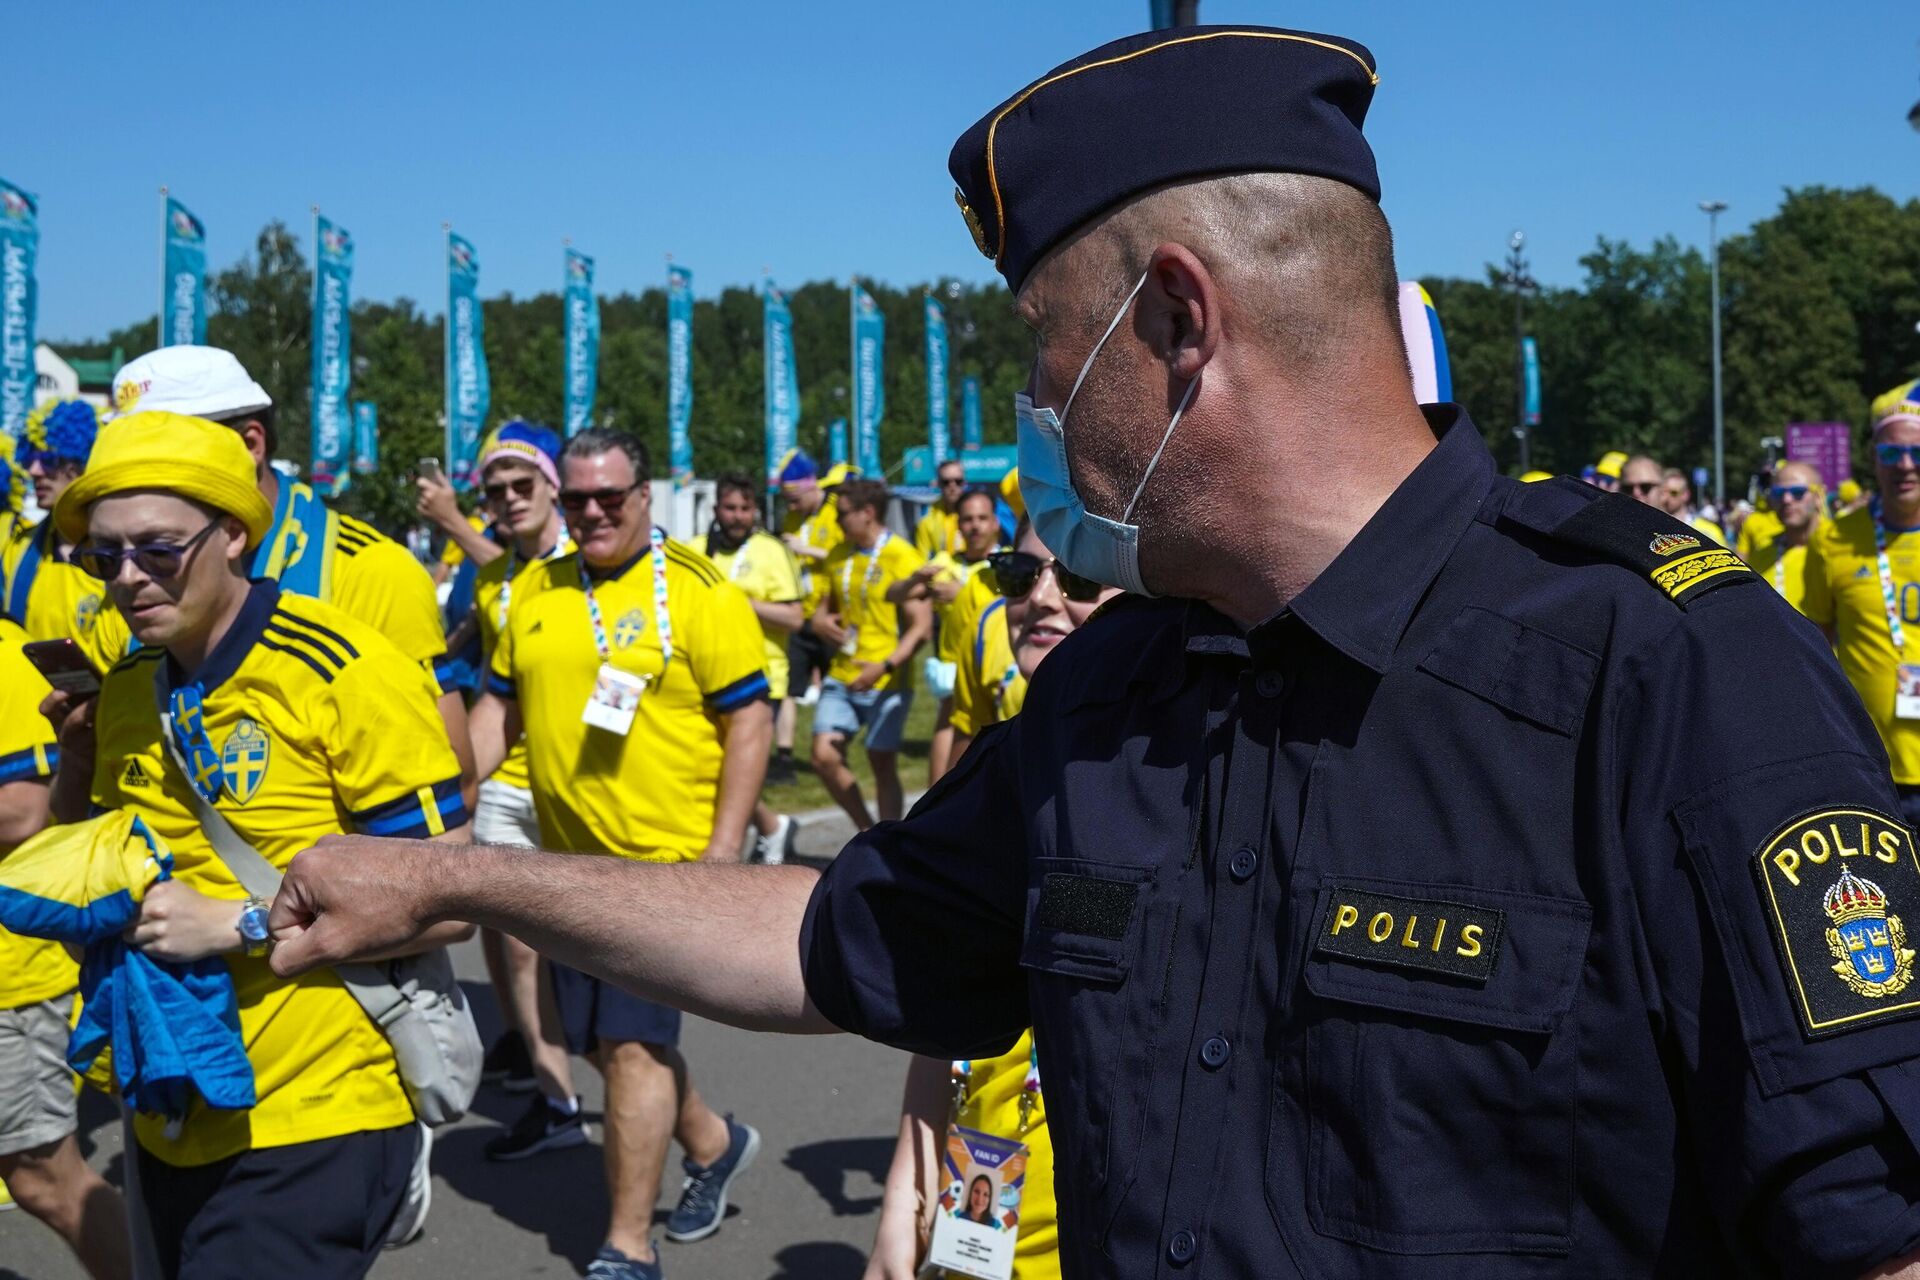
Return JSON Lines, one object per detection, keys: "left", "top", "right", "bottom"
{"left": 1280, "top": 873, "right": 1592, "bottom": 1257}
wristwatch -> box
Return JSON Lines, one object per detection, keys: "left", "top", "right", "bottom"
{"left": 882, "top": 657, "right": 898, "bottom": 675}
{"left": 237, "top": 896, "right": 272, "bottom": 957}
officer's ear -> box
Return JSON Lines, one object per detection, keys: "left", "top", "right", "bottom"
{"left": 1141, "top": 242, "right": 1219, "bottom": 383}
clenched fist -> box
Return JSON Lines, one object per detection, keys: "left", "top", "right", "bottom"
{"left": 268, "top": 834, "right": 449, "bottom": 977}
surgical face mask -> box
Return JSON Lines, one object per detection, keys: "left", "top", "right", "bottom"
{"left": 1016, "top": 271, "right": 1198, "bottom": 596}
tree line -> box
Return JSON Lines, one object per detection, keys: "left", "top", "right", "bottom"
{"left": 52, "top": 185, "right": 1920, "bottom": 534}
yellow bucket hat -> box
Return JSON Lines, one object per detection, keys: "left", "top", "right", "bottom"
{"left": 55, "top": 411, "right": 274, "bottom": 548}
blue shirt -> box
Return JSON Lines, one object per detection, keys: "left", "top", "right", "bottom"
{"left": 802, "top": 407, "right": 1920, "bottom": 1279}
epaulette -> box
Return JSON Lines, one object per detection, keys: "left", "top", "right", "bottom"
{"left": 1500, "top": 478, "right": 1757, "bottom": 610}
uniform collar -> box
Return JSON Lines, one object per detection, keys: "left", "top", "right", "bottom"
{"left": 167, "top": 579, "right": 282, "bottom": 696}
{"left": 1225, "top": 405, "right": 1494, "bottom": 674}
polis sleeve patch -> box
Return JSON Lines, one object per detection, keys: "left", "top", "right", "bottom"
{"left": 1312, "top": 886, "right": 1504, "bottom": 983}
{"left": 1754, "top": 807, "right": 1920, "bottom": 1039}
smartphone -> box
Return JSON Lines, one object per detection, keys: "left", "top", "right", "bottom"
{"left": 417, "top": 457, "right": 445, "bottom": 484}
{"left": 21, "top": 638, "right": 102, "bottom": 699}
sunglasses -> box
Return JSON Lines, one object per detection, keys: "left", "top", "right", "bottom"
{"left": 1624, "top": 481, "right": 1662, "bottom": 496}
{"left": 484, "top": 476, "right": 540, "bottom": 502}
{"left": 989, "top": 550, "right": 1105, "bottom": 603}
{"left": 1768, "top": 485, "right": 1811, "bottom": 503}
{"left": 76, "top": 518, "right": 222, "bottom": 582}
{"left": 938, "top": 476, "right": 966, "bottom": 488}
{"left": 557, "top": 483, "right": 641, "bottom": 513}
{"left": 1878, "top": 444, "right": 1920, "bottom": 467}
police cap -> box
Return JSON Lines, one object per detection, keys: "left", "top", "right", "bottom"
{"left": 948, "top": 25, "right": 1381, "bottom": 293}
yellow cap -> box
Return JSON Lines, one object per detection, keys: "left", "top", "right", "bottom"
{"left": 1873, "top": 379, "right": 1920, "bottom": 428}
{"left": 56, "top": 411, "right": 274, "bottom": 548}
{"left": 1519, "top": 469, "right": 1553, "bottom": 484}
{"left": 820, "top": 462, "right": 861, "bottom": 489}
{"left": 999, "top": 467, "right": 1025, "bottom": 519}
{"left": 1595, "top": 451, "right": 1627, "bottom": 479}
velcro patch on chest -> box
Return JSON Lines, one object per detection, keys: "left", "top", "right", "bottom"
{"left": 1755, "top": 807, "right": 1920, "bottom": 1038}
{"left": 1313, "top": 887, "right": 1504, "bottom": 983}
{"left": 1035, "top": 873, "right": 1138, "bottom": 940}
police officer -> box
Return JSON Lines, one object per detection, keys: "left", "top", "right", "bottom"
{"left": 268, "top": 25, "right": 1920, "bottom": 1278}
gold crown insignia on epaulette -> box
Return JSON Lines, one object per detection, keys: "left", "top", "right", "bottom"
{"left": 1649, "top": 532, "right": 1701, "bottom": 557}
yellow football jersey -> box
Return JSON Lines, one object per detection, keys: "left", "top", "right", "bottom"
{"left": 948, "top": 1032, "right": 1058, "bottom": 1280}
{"left": 951, "top": 592, "right": 1016, "bottom": 738}
{"left": 704, "top": 530, "right": 804, "bottom": 701}
{"left": 489, "top": 536, "right": 769, "bottom": 862}
{"left": 2, "top": 519, "right": 105, "bottom": 644}
{"left": 783, "top": 501, "right": 844, "bottom": 614}
{"left": 1803, "top": 507, "right": 1920, "bottom": 783}
{"left": 91, "top": 584, "right": 466, "bottom": 1166}
{"left": 822, "top": 534, "right": 926, "bottom": 692}
{"left": 0, "top": 618, "right": 75, "bottom": 1012}
{"left": 474, "top": 537, "right": 572, "bottom": 791}
{"left": 914, "top": 505, "right": 963, "bottom": 559}
{"left": 1748, "top": 536, "right": 1816, "bottom": 616}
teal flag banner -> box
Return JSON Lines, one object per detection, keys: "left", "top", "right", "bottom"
{"left": 309, "top": 215, "right": 353, "bottom": 494}
{"left": 352, "top": 401, "right": 378, "bottom": 475}
{"left": 564, "top": 248, "right": 599, "bottom": 436}
{"left": 162, "top": 196, "right": 207, "bottom": 347}
{"left": 961, "top": 375, "right": 982, "bottom": 451}
{"left": 852, "top": 283, "right": 885, "bottom": 476}
{"left": 924, "top": 295, "right": 950, "bottom": 465}
{"left": 829, "top": 417, "right": 848, "bottom": 467}
{"left": 0, "top": 178, "right": 34, "bottom": 445}
{"left": 668, "top": 265, "right": 694, "bottom": 480}
{"left": 446, "top": 232, "right": 491, "bottom": 490}
{"left": 764, "top": 280, "right": 800, "bottom": 479}
{"left": 1522, "top": 336, "right": 1541, "bottom": 426}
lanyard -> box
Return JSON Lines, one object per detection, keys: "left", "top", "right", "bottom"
{"left": 497, "top": 532, "right": 572, "bottom": 631}
{"left": 579, "top": 526, "right": 672, "bottom": 669}
{"left": 839, "top": 529, "right": 891, "bottom": 621}
{"left": 1874, "top": 500, "right": 1908, "bottom": 653}
{"left": 728, "top": 540, "right": 753, "bottom": 582}
{"left": 1771, "top": 543, "right": 1786, "bottom": 594}
{"left": 951, "top": 1042, "right": 1043, "bottom": 1132}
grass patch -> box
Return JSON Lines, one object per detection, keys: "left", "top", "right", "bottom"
{"left": 761, "top": 686, "right": 941, "bottom": 815}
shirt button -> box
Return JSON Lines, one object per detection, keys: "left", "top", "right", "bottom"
{"left": 1168, "top": 1229, "right": 1198, "bottom": 1265}
{"left": 1254, "top": 671, "right": 1285, "bottom": 698}
{"left": 1200, "top": 1036, "right": 1231, "bottom": 1068}
{"left": 1229, "top": 846, "right": 1258, "bottom": 882}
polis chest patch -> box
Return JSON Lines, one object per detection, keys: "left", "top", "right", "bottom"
{"left": 1313, "top": 887, "right": 1504, "bottom": 983}
{"left": 1755, "top": 807, "right": 1920, "bottom": 1038}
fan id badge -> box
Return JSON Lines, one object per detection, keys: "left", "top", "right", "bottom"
{"left": 840, "top": 625, "right": 860, "bottom": 658}
{"left": 1898, "top": 665, "right": 1920, "bottom": 721}
{"left": 925, "top": 1125, "right": 1026, "bottom": 1280}
{"left": 582, "top": 664, "right": 649, "bottom": 735}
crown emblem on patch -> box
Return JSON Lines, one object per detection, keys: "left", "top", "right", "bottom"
{"left": 1824, "top": 866, "right": 1915, "bottom": 998}
{"left": 954, "top": 188, "right": 991, "bottom": 259}
{"left": 1649, "top": 531, "right": 1701, "bottom": 556}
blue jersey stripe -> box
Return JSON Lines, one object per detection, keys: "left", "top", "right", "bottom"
{"left": 0, "top": 743, "right": 55, "bottom": 784}
{"left": 707, "top": 671, "right": 771, "bottom": 713}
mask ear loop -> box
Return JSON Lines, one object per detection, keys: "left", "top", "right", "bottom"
{"left": 1059, "top": 271, "right": 1152, "bottom": 423}
{"left": 1122, "top": 373, "right": 1199, "bottom": 523}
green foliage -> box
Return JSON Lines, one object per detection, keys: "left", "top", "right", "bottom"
{"left": 50, "top": 186, "right": 1920, "bottom": 532}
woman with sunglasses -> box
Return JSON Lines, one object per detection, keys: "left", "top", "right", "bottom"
{"left": 865, "top": 522, "right": 1117, "bottom": 1280}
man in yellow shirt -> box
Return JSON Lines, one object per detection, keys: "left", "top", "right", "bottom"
{"left": 811, "top": 477, "right": 932, "bottom": 830}
{"left": 1804, "top": 388, "right": 1920, "bottom": 826}
{"left": 95, "top": 345, "right": 476, "bottom": 800}
{"left": 906, "top": 485, "right": 1004, "bottom": 783}
{"left": 1746, "top": 460, "right": 1822, "bottom": 614}
{"left": 705, "top": 471, "right": 805, "bottom": 865}
{"left": 0, "top": 617, "right": 130, "bottom": 1280}
{"left": 3, "top": 399, "right": 104, "bottom": 644}
{"left": 63, "top": 410, "right": 472, "bottom": 1277}
{"left": 470, "top": 428, "right": 768, "bottom": 1278}
{"left": 1624, "top": 454, "right": 1724, "bottom": 545}
{"left": 913, "top": 458, "right": 968, "bottom": 558}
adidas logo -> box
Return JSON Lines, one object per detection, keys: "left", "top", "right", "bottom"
{"left": 1857, "top": 566, "right": 1873, "bottom": 579}
{"left": 121, "top": 758, "right": 153, "bottom": 788}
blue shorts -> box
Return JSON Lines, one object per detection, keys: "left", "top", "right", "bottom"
{"left": 549, "top": 960, "right": 682, "bottom": 1053}
{"left": 813, "top": 678, "right": 913, "bottom": 753}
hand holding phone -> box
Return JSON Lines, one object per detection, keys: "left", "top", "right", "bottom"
{"left": 416, "top": 457, "right": 445, "bottom": 484}
{"left": 22, "top": 638, "right": 102, "bottom": 700}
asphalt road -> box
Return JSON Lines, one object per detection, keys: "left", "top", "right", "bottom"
{"left": 0, "top": 815, "right": 917, "bottom": 1280}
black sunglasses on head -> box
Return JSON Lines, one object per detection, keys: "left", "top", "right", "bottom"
{"left": 76, "top": 518, "right": 223, "bottom": 582}
{"left": 989, "top": 550, "right": 1105, "bottom": 603}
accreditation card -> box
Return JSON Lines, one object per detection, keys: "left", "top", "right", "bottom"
{"left": 925, "top": 1124, "right": 1027, "bottom": 1280}
{"left": 1898, "top": 665, "right": 1920, "bottom": 721}
{"left": 582, "top": 665, "right": 648, "bottom": 735}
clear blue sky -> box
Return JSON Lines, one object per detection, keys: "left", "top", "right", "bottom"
{"left": 15, "top": 0, "right": 1920, "bottom": 341}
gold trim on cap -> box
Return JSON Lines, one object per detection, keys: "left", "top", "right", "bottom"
{"left": 983, "top": 30, "right": 1379, "bottom": 271}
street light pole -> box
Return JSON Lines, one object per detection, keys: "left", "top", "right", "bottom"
{"left": 1500, "top": 231, "right": 1537, "bottom": 472}
{"left": 1701, "top": 200, "right": 1728, "bottom": 510}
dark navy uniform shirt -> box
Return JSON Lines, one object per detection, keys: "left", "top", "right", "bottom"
{"left": 801, "top": 408, "right": 1920, "bottom": 1279}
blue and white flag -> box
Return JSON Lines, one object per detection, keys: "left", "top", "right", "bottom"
{"left": 764, "top": 280, "right": 801, "bottom": 480}
{"left": 309, "top": 216, "right": 353, "bottom": 494}
{"left": 1522, "top": 336, "right": 1541, "bottom": 426}
{"left": 829, "top": 417, "right": 848, "bottom": 467}
{"left": 446, "top": 232, "right": 491, "bottom": 490}
{"left": 667, "top": 265, "right": 694, "bottom": 480}
{"left": 852, "top": 283, "right": 885, "bottom": 476}
{"left": 0, "top": 179, "right": 34, "bottom": 446}
{"left": 924, "top": 295, "right": 949, "bottom": 465}
{"left": 352, "top": 401, "right": 378, "bottom": 475}
{"left": 162, "top": 197, "right": 207, "bottom": 347}
{"left": 564, "top": 248, "right": 599, "bottom": 437}
{"left": 961, "top": 375, "right": 982, "bottom": 451}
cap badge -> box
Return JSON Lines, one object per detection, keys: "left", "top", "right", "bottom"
{"left": 1648, "top": 531, "right": 1700, "bottom": 557}
{"left": 115, "top": 379, "right": 149, "bottom": 413}
{"left": 954, "top": 188, "right": 991, "bottom": 259}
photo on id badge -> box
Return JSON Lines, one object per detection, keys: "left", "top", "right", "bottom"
{"left": 927, "top": 1125, "right": 1027, "bottom": 1280}
{"left": 583, "top": 663, "right": 648, "bottom": 735}
{"left": 1900, "top": 665, "right": 1920, "bottom": 721}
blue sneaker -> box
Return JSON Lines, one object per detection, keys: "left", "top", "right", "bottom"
{"left": 663, "top": 1115, "right": 760, "bottom": 1242}
{"left": 583, "top": 1242, "right": 660, "bottom": 1279}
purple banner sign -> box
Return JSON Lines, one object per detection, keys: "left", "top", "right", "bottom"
{"left": 1786, "top": 422, "right": 1852, "bottom": 493}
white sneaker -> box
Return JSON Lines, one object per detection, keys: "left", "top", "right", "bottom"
{"left": 755, "top": 815, "right": 792, "bottom": 866}
{"left": 798, "top": 684, "right": 821, "bottom": 708}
